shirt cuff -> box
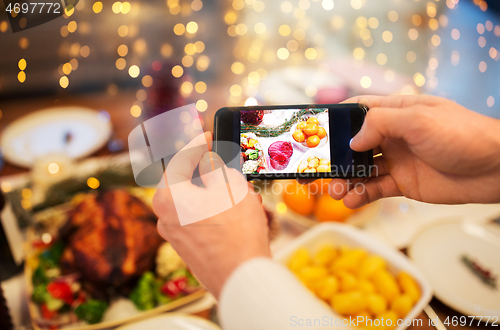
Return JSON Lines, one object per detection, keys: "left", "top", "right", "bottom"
{"left": 218, "top": 257, "right": 342, "bottom": 330}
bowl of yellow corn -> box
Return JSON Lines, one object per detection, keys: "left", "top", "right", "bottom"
{"left": 274, "top": 223, "right": 432, "bottom": 330}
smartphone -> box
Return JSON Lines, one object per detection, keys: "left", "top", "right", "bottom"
{"left": 213, "top": 103, "right": 373, "bottom": 180}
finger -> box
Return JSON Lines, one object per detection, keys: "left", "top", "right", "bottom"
{"left": 198, "top": 151, "right": 228, "bottom": 188}
{"left": 165, "top": 132, "right": 212, "bottom": 185}
{"left": 350, "top": 107, "right": 415, "bottom": 152}
{"left": 327, "top": 155, "right": 388, "bottom": 200}
{"left": 248, "top": 182, "right": 263, "bottom": 204}
{"left": 342, "top": 175, "right": 403, "bottom": 209}
{"left": 341, "top": 95, "right": 423, "bottom": 109}
{"left": 297, "top": 179, "right": 315, "bottom": 185}
{"left": 328, "top": 178, "right": 365, "bottom": 200}
{"left": 369, "top": 155, "right": 389, "bottom": 177}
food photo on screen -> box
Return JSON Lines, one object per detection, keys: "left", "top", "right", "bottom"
{"left": 240, "top": 109, "right": 331, "bottom": 175}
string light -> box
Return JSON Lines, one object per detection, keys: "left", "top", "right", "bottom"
{"left": 161, "top": 44, "right": 173, "bottom": 57}
{"left": 487, "top": 96, "right": 495, "bottom": 107}
{"left": 172, "top": 65, "right": 184, "bottom": 78}
{"left": 142, "top": 75, "right": 153, "bottom": 87}
{"left": 368, "top": 17, "right": 379, "bottom": 29}
{"left": 186, "top": 21, "right": 198, "bottom": 34}
{"left": 48, "top": 163, "right": 60, "bottom": 174}
{"left": 18, "top": 58, "right": 26, "bottom": 70}
{"left": 182, "top": 55, "right": 194, "bottom": 67}
{"left": 279, "top": 24, "right": 291, "bottom": 37}
{"left": 112, "top": 2, "right": 122, "bottom": 13}
{"left": 479, "top": 61, "right": 487, "bottom": 73}
{"left": 116, "top": 58, "right": 126, "bottom": 70}
{"left": 18, "top": 71, "right": 26, "bottom": 83}
{"left": 130, "top": 105, "right": 141, "bottom": 117}
{"left": 408, "top": 28, "right": 418, "bottom": 41}
{"left": 80, "top": 45, "right": 90, "bottom": 57}
{"left": 87, "top": 177, "right": 100, "bottom": 189}
{"left": 128, "top": 65, "right": 140, "bottom": 78}
{"left": 117, "top": 44, "right": 128, "bottom": 56}
{"left": 277, "top": 48, "right": 289, "bottom": 60}
{"left": 59, "top": 76, "right": 69, "bottom": 88}
{"left": 281, "top": 1, "right": 293, "bottom": 13}
{"left": 388, "top": 10, "right": 398, "bottom": 22}
{"left": 360, "top": 76, "right": 371, "bottom": 88}
{"left": 382, "top": 31, "right": 393, "bottom": 43}
{"left": 406, "top": 51, "right": 417, "bottom": 63}
{"left": 196, "top": 100, "right": 208, "bottom": 112}
{"left": 376, "top": 53, "right": 387, "bottom": 65}
{"left": 413, "top": 73, "right": 425, "bottom": 87}
{"left": 195, "top": 81, "right": 207, "bottom": 93}
{"left": 231, "top": 62, "right": 245, "bottom": 74}
{"left": 196, "top": 55, "right": 210, "bottom": 71}
{"left": 451, "top": 50, "right": 460, "bottom": 66}
{"left": 305, "top": 48, "right": 317, "bottom": 60}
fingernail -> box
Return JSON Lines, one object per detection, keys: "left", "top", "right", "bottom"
{"left": 200, "top": 152, "right": 224, "bottom": 171}
{"left": 349, "top": 138, "right": 353, "bottom": 147}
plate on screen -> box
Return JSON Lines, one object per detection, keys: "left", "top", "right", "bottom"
{"left": 408, "top": 219, "right": 500, "bottom": 319}
{"left": 0, "top": 107, "right": 112, "bottom": 168}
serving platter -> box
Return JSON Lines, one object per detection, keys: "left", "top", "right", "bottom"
{"left": 24, "top": 227, "right": 207, "bottom": 330}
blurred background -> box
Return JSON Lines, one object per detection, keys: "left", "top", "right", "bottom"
{"left": 0, "top": 0, "right": 499, "bottom": 329}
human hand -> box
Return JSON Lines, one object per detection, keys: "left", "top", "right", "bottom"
{"left": 153, "top": 132, "right": 271, "bottom": 299}
{"left": 329, "top": 95, "right": 500, "bottom": 208}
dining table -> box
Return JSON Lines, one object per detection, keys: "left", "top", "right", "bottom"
{"left": 1, "top": 89, "right": 499, "bottom": 330}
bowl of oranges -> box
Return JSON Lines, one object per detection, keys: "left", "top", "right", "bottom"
{"left": 274, "top": 223, "right": 432, "bottom": 330}
{"left": 291, "top": 116, "right": 328, "bottom": 149}
{"left": 275, "top": 179, "right": 382, "bottom": 228}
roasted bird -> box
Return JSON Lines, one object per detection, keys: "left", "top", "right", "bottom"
{"left": 59, "top": 190, "right": 164, "bottom": 296}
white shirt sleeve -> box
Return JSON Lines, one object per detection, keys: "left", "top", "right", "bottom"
{"left": 218, "top": 257, "right": 350, "bottom": 330}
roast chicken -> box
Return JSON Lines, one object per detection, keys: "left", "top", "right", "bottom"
{"left": 59, "top": 190, "right": 164, "bottom": 295}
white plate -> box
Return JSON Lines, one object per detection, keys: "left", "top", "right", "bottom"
{"left": 290, "top": 121, "right": 329, "bottom": 151}
{"left": 0, "top": 107, "right": 112, "bottom": 168}
{"left": 274, "top": 223, "right": 433, "bottom": 330}
{"left": 115, "top": 313, "right": 221, "bottom": 330}
{"left": 409, "top": 220, "right": 500, "bottom": 319}
{"left": 291, "top": 148, "right": 331, "bottom": 174}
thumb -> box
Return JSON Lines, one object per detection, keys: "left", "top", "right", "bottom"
{"left": 199, "top": 151, "right": 228, "bottom": 188}
{"left": 350, "top": 107, "right": 412, "bottom": 151}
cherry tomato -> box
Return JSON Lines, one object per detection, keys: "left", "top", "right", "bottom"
{"left": 41, "top": 303, "right": 57, "bottom": 320}
{"left": 47, "top": 282, "right": 73, "bottom": 304}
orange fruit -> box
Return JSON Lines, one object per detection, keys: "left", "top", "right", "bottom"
{"left": 307, "top": 117, "right": 319, "bottom": 125}
{"left": 292, "top": 129, "right": 306, "bottom": 142}
{"left": 314, "top": 194, "right": 355, "bottom": 222}
{"left": 317, "top": 127, "right": 327, "bottom": 139}
{"left": 309, "top": 179, "right": 332, "bottom": 195}
{"left": 306, "top": 135, "right": 320, "bottom": 148}
{"left": 297, "top": 121, "right": 307, "bottom": 130}
{"left": 282, "top": 180, "right": 316, "bottom": 216}
{"left": 303, "top": 124, "right": 319, "bottom": 136}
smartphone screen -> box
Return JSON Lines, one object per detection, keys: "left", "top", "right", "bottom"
{"left": 214, "top": 104, "right": 372, "bottom": 180}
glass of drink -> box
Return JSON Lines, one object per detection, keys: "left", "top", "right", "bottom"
{"left": 268, "top": 141, "right": 293, "bottom": 170}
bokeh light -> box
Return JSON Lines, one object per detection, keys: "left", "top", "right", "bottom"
{"left": 87, "top": 177, "right": 100, "bottom": 189}
{"left": 172, "top": 65, "right": 184, "bottom": 78}
{"left": 59, "top": 76, "right": 69, "bottom": 88}
{"left": 360, "top": 76, "right": 371, "bottom": 88}
{"left": 196, "top": 100, "right": 208, "bottom": 112}
{"left": 128, "top": 65, "right": 140, "bottom": 78}
{"left": 195, "top": 81, "right": 207, "bottom": 93}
